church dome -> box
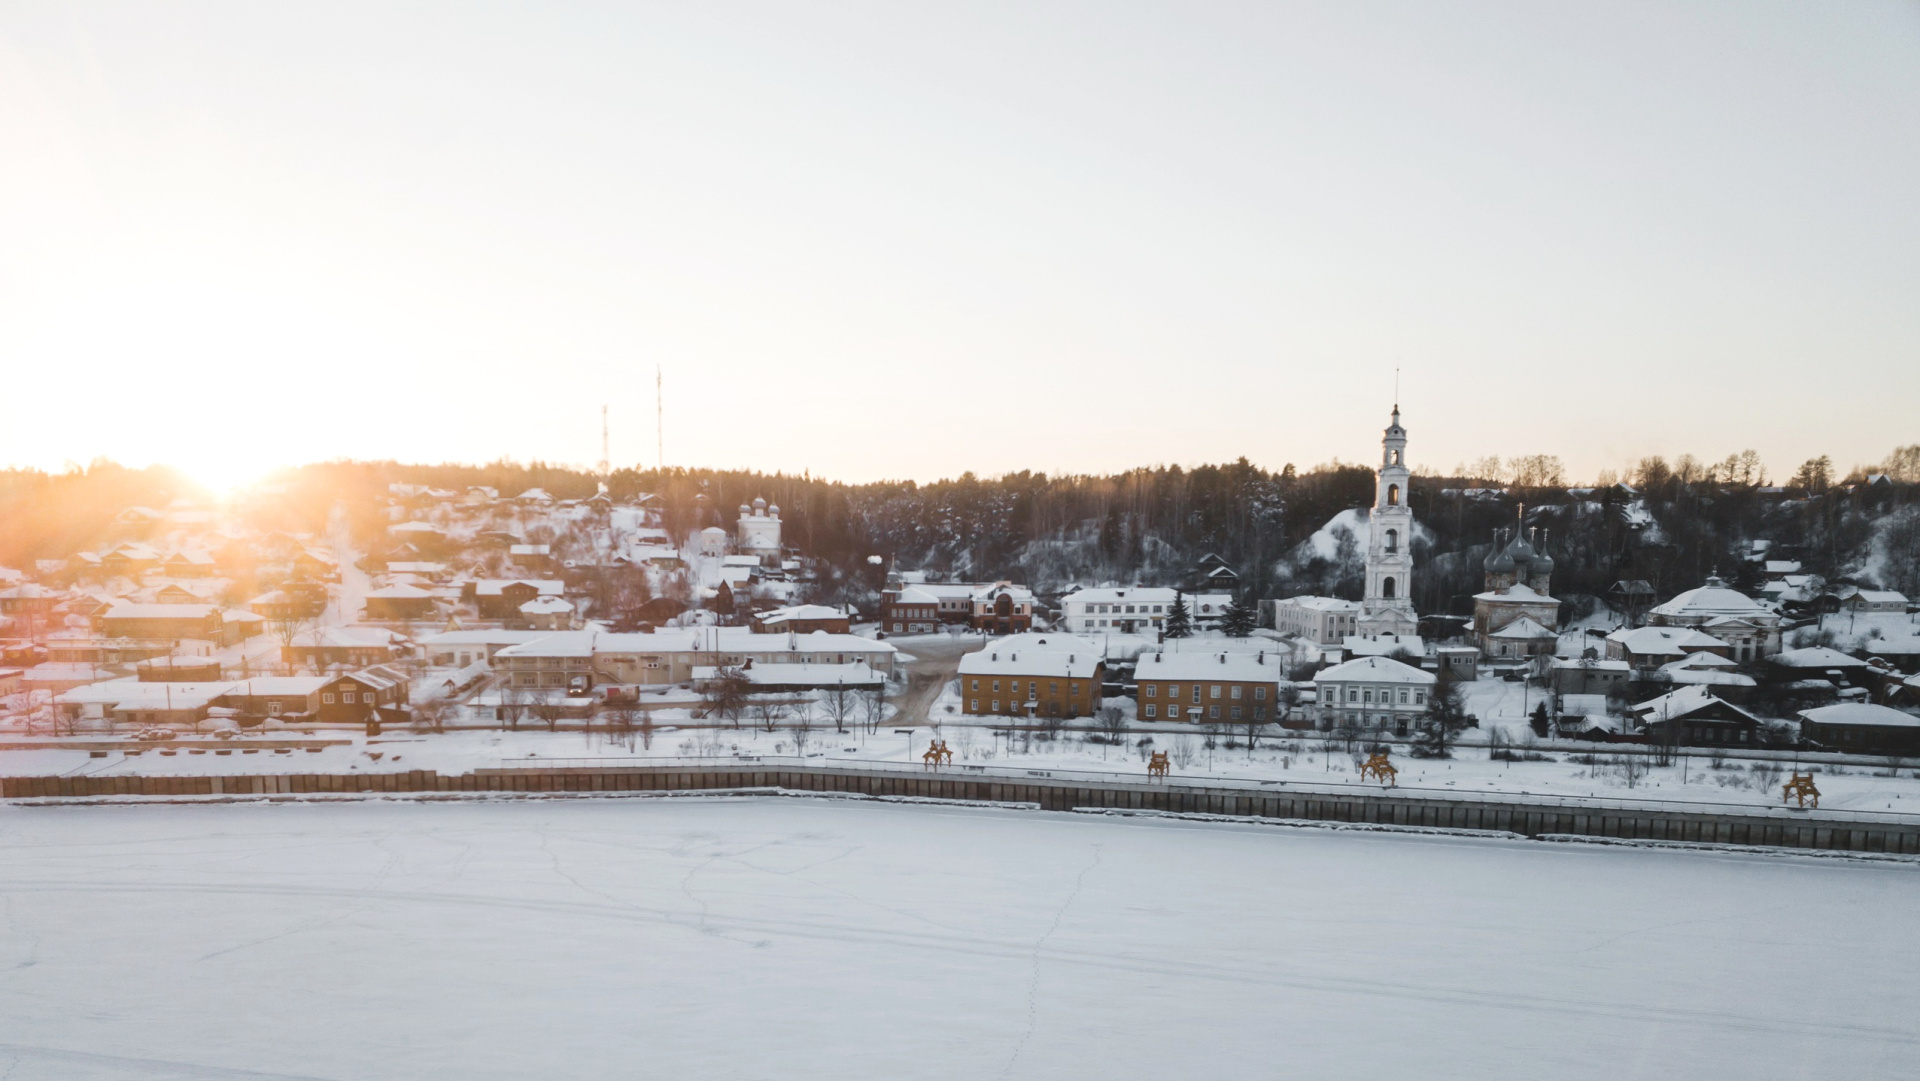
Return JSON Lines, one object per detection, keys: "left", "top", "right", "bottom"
{"left": 1531, "top": 533, "right": 1555, "bottom": 577}
{"left": 1503, "top": 529, "right": 1535, "bottom": 567}
{"left": 1484, "top": 531, "right": 1515, "bottom": 574}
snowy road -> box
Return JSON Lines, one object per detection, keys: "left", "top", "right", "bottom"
{"left": 0, "top": 798, "right": 1914, "bottom": 1079}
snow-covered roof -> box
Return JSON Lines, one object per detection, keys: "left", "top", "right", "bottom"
{"left": 495, "top": 631, "right": 598, "bottom": 658}
{"left": 1314, "top": 655, "right": 1434, "bottom": 685}
{"left": 1798, "top": 703, "right": 1920, "bottom": 729}
{"left": 1550, "top": 658, "right": 1630, "bottom": 672}
{"left": 1770, "top": 647, "right": 1869, "bottom": 669}
{"left": 1630, "top": 685, "right": 1760, "bottom": 724}
{"left": 985, "top": 632, "right": 1100, "bottom": 657}
{"left": 421, "top": 629, "right": 552, "bottom": 648}
{"left": 389, "top": 521, "right": 444, "bottom": 535}
{"left": 1605, "top": 626, "right": 1724, "bottom": 655}
{"left": 1665, "top": 651, "right": 1739, "bottom": 670}
{"left": 1275, "top": 595, "right": 1361, "bottom": 613}
{"left": 473, "top": 579, "right": 565, "bottom": 597}
{"left": 1342, "top": 633, "right": 1424, "bottom": 656}
{"left": 519, "top": 596, "right": 573, "bottom": 614}
{"left": 721, "top": 555, "right": 762, "bottom": 567}
{"left": 289, "top": 627, "right": 403, "bottom": 649}
{"left": 957, "top": 649, "right": 1101, "bottom": 679}
{"left": 1763, "top": 560, "right": 1802, "bottom": 574}
{"left": 1866, "top": 638, "right": 1920, "bottom": 657}
{"left": 1135, "top": 650, "right": 1283, "bottom": 682}
{"left": 1650, "top": 579, "right": 1768, "bottom": 619}
{"left": 1489, "top": 617, "right": 1555, "bottom": 640}
{"left": 223, "top": 677, "right": 330, "bottom": 697}
{"left": 102, "top": 602, "right": 219, "bottom": 620}
{"left": 756, "top": 605, "right": 848, "bottom": 623}
{"left": 891, "top": 587, "right": 942, "bottom": 605}
{"left": 509, "top": 544, "right": 552, "bottom": 556}
{"left": 366, "top": 584, "right": 435, "bottom": 599}
{"left": 55, "top": 678, "right": 236, "bottom": 710}
{"left": 1064, "top": 586, "right": 1181, "bottom": 606}
{"left": 1472, "top": 583, "right": 1556, "bottom": 603}
{"left": 1855, "top": 590, "right": 1908, "bottom": 604}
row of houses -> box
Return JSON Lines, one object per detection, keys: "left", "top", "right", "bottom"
{"left": 53, "top": 666, "right": 409, "bottom": 728}
{"left": 420, "top": 627, "right": 899, "bottom": 694}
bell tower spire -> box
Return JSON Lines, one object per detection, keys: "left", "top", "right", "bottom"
{"left": 1358, "top": 403, "right": 1418, "bottom": 638}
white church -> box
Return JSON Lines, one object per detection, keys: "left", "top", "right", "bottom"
{"left": 1357, "top": 406, "right": 1419, "bottom": 638}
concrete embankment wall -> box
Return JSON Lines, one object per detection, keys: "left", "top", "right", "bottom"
{"left": 5, "top": 765, "right": 1917, "bottom": 855}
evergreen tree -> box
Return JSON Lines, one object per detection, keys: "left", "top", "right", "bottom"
{"left": 1164, "top": 592, "right": 1193, "bottom": 638}
{"left": 1222, "top": 593, "right": 1257, "bottom": 638}
{"left": 1528, "top": 701, "right": 1551, "bottom": 738}
{"left": 1413, "top": 675, "right": 1470, "bottom": 758}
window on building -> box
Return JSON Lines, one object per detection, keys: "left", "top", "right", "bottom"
{"left": 1049, "top": 682, "right": 1058, "bottom": 695}
{"left": 1254, "top": 686, "right": 1267, "bottom": 701}
{"left": 1210, "top": 685, "right": 1221, "bottom": 700}
{"left": 1230, "top": 685, "right": 1242, "bottom": 700}
{"left": 1145, "top": 684, "right": 1157, "bottom": 698}
{"left": 322, "top": 693, "right": 335, "bottom": 704}
{"left": 1191, "top": 686, "right": 1201, "bottom": 704}
{"left": 1231, "top": 706, "right": 1243, "bottom": 720}
{"left": 1254, "top": 706, "right": 1266, "bottom": 720}
{"left": 1145, "top": 704, "right": 1157, "bottom": 719}
{"left": 1208, "top": 705, "right": 1220, "bottom": 719}
{"left": 1346, "top": 687, "right": 1357, "bottom": 702}
{"left": 992, "top": 701, "right": 1001, "bottom": 712}
{"left": 970, "top": 699, "right": 979, "bottom": 711}
{"left": 992, "top": 680, "right": 1000, "bottom": 693}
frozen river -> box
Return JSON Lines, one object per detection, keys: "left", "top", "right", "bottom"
{"left": 0, "top": 796, "right": 1913, "bottom": 1079}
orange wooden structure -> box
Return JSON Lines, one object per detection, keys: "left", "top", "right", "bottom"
{"left": 1782, "top": 771, "right": 1820, "bottom": 809}
{"left": 921, "top": 739, "right": 953, "bottom": 769}
{"left": 1146, "top": 751, "right": 1170, "bottom": 779}
{"left": 1358, "top": 750, "right": 1397, "bottom": 786}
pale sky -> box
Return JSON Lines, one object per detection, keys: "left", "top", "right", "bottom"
{"left": 3, "top": 1, "right": 1918, "bottom": 491}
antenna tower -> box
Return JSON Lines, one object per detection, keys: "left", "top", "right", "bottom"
{"left": 598, "top": 404, "right": 609, "bottom": 476}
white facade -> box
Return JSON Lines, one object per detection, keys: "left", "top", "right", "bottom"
{"left": 1358, "top": 407, "right": 1418, "bottom": 638}
{"left": 735, "top": 498, "right": 782, "bottom": 558}
{"left": 1063, "top": 586, "right": 1178, "bottom": 634}
{"left": 1271, "top": 596, "right": 1361, "bottom": 645}
{"left": 1313, "top": 654, "right": 1435, "bottom": 735}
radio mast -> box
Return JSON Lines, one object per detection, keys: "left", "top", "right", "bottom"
{"left": 598, "top": 404, "right": 610, "bottom": 476}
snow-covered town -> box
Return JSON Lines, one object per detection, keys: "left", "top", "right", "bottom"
{"left": 7, "top": 4, "right": 1920, "bottom": 1077}
{"left": 4, "top": 411, "right": 1919, "bottom": 818}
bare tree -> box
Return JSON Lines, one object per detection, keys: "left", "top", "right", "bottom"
{"left": 1096, "top": 705, "right": 1126, "bottom": 759}
{"left": 531, "top": 700, "right": 565, "bottom": 732}
{"left": 270, "top": 615, "right": 312, "bottom": 674}
{"left": 751, "top": 699, "right": 785, "bottom": 733}
{"left": 700, "top": 668, "right": 750, "bottom": 725}
{"left": 821, "top": 683, "right": 856, "bottom": 734}
{"left": 862, "top": 681, "right": 890, "bottom": 733}
{"left": 1240, "top": 708, "right": 1265, "bottom": 760}
{"left": 789, "top": 712, "right": 814, "bottom": 756}
{"left": 499, "top": 684, "right": 526, "bottom": 730}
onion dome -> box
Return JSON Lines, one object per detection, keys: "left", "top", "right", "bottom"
{"left": 1531, "top": 530, "right": 1555, "bottom": 577}
{"left": 1484, "top": 529, "right": 1515, "bottom": 574}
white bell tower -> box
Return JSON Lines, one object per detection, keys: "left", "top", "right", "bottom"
{"left": 1357, "top": 406, "right": 1418, "bottom": 637}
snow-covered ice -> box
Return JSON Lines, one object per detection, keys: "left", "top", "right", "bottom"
{"left": 0, "top": 797, "right": 1915, "bottom": 1079}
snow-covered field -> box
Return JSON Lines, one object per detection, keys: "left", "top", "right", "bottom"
{"left": 0, "top": 797, "right": 1915, "bottom": 1079}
